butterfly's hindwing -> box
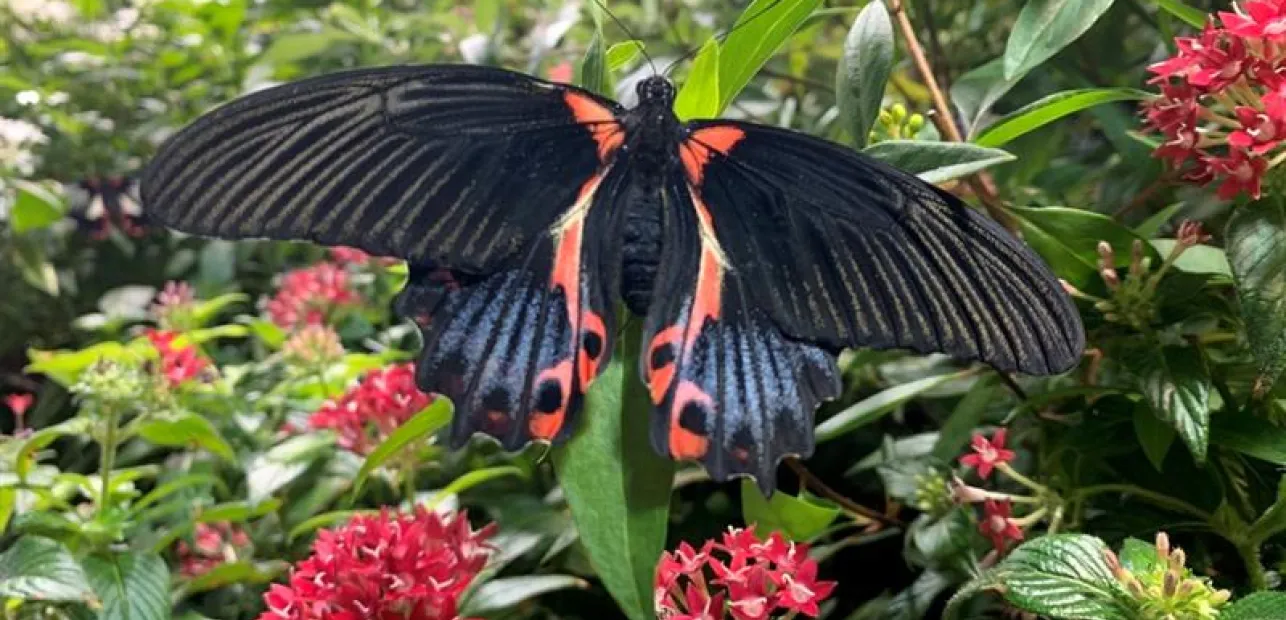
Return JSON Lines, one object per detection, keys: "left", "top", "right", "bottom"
{"left": 641, "top": 176, "right": 841, "bottom": 494}
{"left": 395, "top": 168, "right": 620, "bottom": 448}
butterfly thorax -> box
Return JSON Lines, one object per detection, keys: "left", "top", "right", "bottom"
{"left": 622, "top": 77, "right": 684, "bottom": 176}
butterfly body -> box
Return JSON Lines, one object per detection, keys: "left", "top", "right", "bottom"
{"left": 141, "top": 63, "right": 1084, "bottom": 493}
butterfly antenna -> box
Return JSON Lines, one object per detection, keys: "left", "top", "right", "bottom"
{"left": 589, "top": 0, "right": 658, "bottom": 75}
{"left": 662, "top": 0, "right": 786, "bottom": 77}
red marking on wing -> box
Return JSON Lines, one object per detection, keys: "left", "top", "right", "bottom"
{"left": 563, "top": 91, "right": 624, "bottom": 161}
{"left": 668, "top": 381, "right": 712, "bottom": 459}
{"left": 530, "top": 360, "right": 573, "bottom": 440}
{"left": 647, "top": 326, "right": 682, "bottom": 404}
{"left": 577, "top": 310, "right": 606, "bottom": 387}
{"left": 680, "top": 126, "right": 746, "bottom": 184}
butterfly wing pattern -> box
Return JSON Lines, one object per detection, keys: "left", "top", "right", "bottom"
{"left": 142, "top": 64, "right": 1084, "bottom": 493}
{"left": 643, "top": 120, "right": 1083, "bottom": 491}
{"left": 142, "top": 65, "right": 626, "bottom": 448}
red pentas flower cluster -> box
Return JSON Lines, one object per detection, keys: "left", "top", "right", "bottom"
{"left": 176, "top": 522, "right": 252, "bottom": 578}
{"left": 307, "top": 363, "right": 434, "bottom": 454}
{"left": 952, "top": 428, "right": 1031, "bottom": 554}
{"left": 145, "top": 329, "right": 210, "bottom": 387}
{"left": 1143, "top": 1, "right": 1286, "bottom": 199}
{"left": 265, "top": 263, "right": 362, "bottom": 329}
{"left": 655, "top": 526, "right": 836, "bottom": 620}
{"left": 259, "top": 508, "right": 494, "bottom": 620}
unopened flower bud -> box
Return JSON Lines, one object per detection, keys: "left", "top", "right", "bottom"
{"left": 891, "top": 103, "right": 907, "bottom": 123}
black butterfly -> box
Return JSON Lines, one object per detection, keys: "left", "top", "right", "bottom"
{"left": 140, "top": 64, "right": 1084, "bottom": 493}
{"left": 65, "top": 175, "right": 147, "bottom": 239}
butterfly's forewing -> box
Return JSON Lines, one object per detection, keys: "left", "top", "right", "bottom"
{"left": 642, "top": 120, "right": 1084, "bottom": 492}
{"left": 684, "top": 120, "right": 1084, "bottom": 375}
{"left": 141, "top": 64, "right": 627, "bottom": 447}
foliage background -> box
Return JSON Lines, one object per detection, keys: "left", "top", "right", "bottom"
{"left": 4, "top": 0, "right": 1286, "bottom": 619}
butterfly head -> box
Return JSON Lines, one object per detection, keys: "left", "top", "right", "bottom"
{"left": 636, "top": 76, "right": 675, "bottom": 107}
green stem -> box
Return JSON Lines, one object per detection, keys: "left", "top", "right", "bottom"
{"left": 996, "top": 462, "right": 1046, "bottom": 493}
{"left": 99, "top": 405, "right": 120, "bottom": 510}
{"left": 401, "top": 457, "right": 417, "bottom": 502}
{"left": 1236, "top": 539, "right": 1269, "bottom": 590}
{"left": 1071, "top": 484, "right": 1212, "bottom": 520}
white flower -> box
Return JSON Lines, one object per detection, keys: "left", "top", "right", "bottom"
{"left": 15, "top": 91, "right": 39, "bottom": 106}
{"left": 7, "top": 0, "right": 76, "bottom": 24}
{"left": 0, "top": 117, "right": 48, "bottom": 175}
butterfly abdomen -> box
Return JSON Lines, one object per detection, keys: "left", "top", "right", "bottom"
{"left": 620, "top": 183, "right": 663, "bottom": 316}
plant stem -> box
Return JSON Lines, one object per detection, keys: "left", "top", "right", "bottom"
{"left": 99, "top": 405, "right": 120, "bottom": 510}
{"left": 1072, "top": 484, "right": 1213, "bottom": 520}
{"left": 1236, "top": 539, "right": 1269, "bottom": 590}
{"left": 785, "top": 458, "right": 903, "bottom": 527}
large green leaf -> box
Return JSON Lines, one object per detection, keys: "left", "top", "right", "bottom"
{"left": 1010, "top": 205, "right": 1159, "bottom": 290}
{"left": 740, "top": 480, "right": 839, "bottom": 541}
{"left": 133, "top": 412, "right": 236, "bottom": 463}
{"left": 952, "top": 58, "right": 1025, "bottom": 138}
{"left": 1132, "top": 404, "right": 1175, "bottom": 472}
{"left": 836, "top": 1, "right": 894, "bottom": 148}
{"left": 715, "top": 0, "right": 821, "bottom": 112}
{"left": 350, "top": 399, "right": 452, "bottom": 498}
{"left": 9, "top": 180, "right": 65, "bottom": 234}
{"left": 83, "top": 552, "right": 170, "bottom": 620}
{"left": 1222, "top": 592, "right": 1286, "bottom": 619}
{"left": 577, "top": 32, "right": 608, "bottom": 97}
{"left": 1213, "top": 412, "right": 1286, "bottom": 465}
{"left": 673, "top": 38, "right": 720, "bottom": 121}
{"left": 1156, "top": 0, "right": 1206, "bottom": 28}
{"left": 1227, "top": 199, "right": 1286, "bottom": 394}
{"left": 816, "top": 371, "right": 969, "bottom": 443}
{"left": 973, "top": 88, "right": 1150, "bottom": 148}
{"left": 553, "top": 318, "right": 674, "bottom": 620}
{"left": 862, "top": 140, "right": 1015, "bottom": 184}
{"left": 996, "top": 534, "right": 1133, "bottom": 620}
{"left": 0, "top": 536, "right": 94, "bottom": 603}
{"left": 461, "top": 575, "right": 588, "bottom": 616}
{"left": 1125, "top": 345, "right": 1212, "bottom": 463}
{"left": 1003, "top": 0, "right": 1118, "bottom": 79}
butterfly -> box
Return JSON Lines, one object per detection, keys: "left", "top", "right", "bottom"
{"left": 65, "top": 175, "right": 147, "bottom": 239}
{"left": 139, "top": 64, "right": 1084, "bottom": 493}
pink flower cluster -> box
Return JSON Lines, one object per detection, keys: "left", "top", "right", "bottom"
{"left": 655, "top": 526, "right": 836, "bottom": 620}
{"left": 176, "top": 522, "right": 252, "bottom": 578}
{"left": 258, "top": 508, "right": 493, "bottom": 620}
{"left": 307, "top": 363, "right": 434, "bottom": 454}
{"left": 1143, "top": 1, "right": 1286, "bottom": 199}
{"left": 145, "top": 329, "right": 210, "bottom": 387}
{"left": 955, "top": 429, "right": 1026, "bottom": 553}
{"left": 328, "top": 246, "right": 399, "bottom": 268}
{"left": 266, "top": 263, "right": 361, "bottom": 329}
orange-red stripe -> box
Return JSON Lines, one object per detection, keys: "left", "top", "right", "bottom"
{"left": 681, "top": 126, "right": 746, "bottom": 184}
{"left": 668, "top": 381, "right": 713, "bottom": 459}
{"left": 564, "top": 91, "right": 623, "bottom": 161}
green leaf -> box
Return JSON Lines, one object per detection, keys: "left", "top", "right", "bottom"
{"left": 995, "top": 534, "right": 1132, "bottom": 620}
{"left": 287, "top": 509, "right": 376, "bottom": 541}
{"left": 816, "top": 371, "right": 969, "bottom": 443}
{"left": 1134, "top": 202, "right": 1186, "bottom": 238}
{"left": 424, "top": 466, "right": 525, "bottom": 509}
{"left": 256, "top": 29, "right": 359, "bottom": 66}
{"left": 716, "top": 0, "right": 821, "bottom": 112}
{"left": 836, "top": 1, "right": 894, "bottom": 148}
{"left": 197, "top": 499, "right": 282, "bottom": 524}
{"left": 1228, "top": 199, "right": 1286, "bottom": 394}
{"left": 130, "top": 474, "right": 227, "bottom": 516}
{"left": 247, "top": 433, "right": 336, "bottom": 503}
{"left": 553, "top": 318, "right": 674, "bottom": 620}
{"left": 1222, "top": 591, "right": 1286, "bottom": 620}
{"left": 952, "top": 58, "right": 1025, "bottom": 138}
{"left": 740, "top": 480, "right": 840, "bottom": 541}
{"left": 1116, "top": 537, "right": 1162, "bottom": 574}
{"left": 134, "top": 412, "right": 236, "bottom": 463}
{"left": 350, "top": 399, "right": 452, "bottom": 498}
{"left": 932, "top": 377, "right": 997, "bottom": 461}
{"left": 973, "top": 88, "right": 1150, "bottom": 148}
{"left": 244, "top": 318, "right": 286, "bottom": 349}
{"left": 26, "top": 341, "right": 131, "bottom": 387}
{"left": 10, "top": 180, "right": 64, "bottom": 234}
{"left": 1212, "top": 412, "right": 1286, "bottom": 465}
{"left": 1156, "top": 0, "right": 1207, "bottom": 28}
{"left": 1125, "top": 345, "right": 1212, "bottom": 463}
{"left": 1011, "top": 205, "right": 1159, "bottom": 290}
{"left": 0, "top": 536, "right": 94, "bottom": 602}
{"left": 1151, "top": 241, "right": 1232, "bottom": 277}
{"left": 17, "top": 418, "right": 93, "bottom": 479}
{"left": 1132, "top": 404, "right": 1175, "bottom": 472}
{"left": 606, "top": 40, "right": 645, "bottom": 71}
{"left": 1003, "top": 0, "right": 1118, "bottom": 79}
{"left": 577, "top": 32, "right": 608, "bottom": 97}
{"left": 673, "top": 38, "right": 720, "bottom": 121}
{"left": 181, "top": 561, "right": 285, "bottom": 594}
{"left": 461, "top": 575, "right": 588, "bottom": 616}
{"left": 862, "top": 140, "right": 1015, "bottom": 184}
{"left": 82, "top": 552, "right": 170, "bottom": 620}
{"left": 11, "top": 237, "right": 59, "bottom": 296}
{"left": 187, "top": 293, "right": 249, "bottom": 328}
